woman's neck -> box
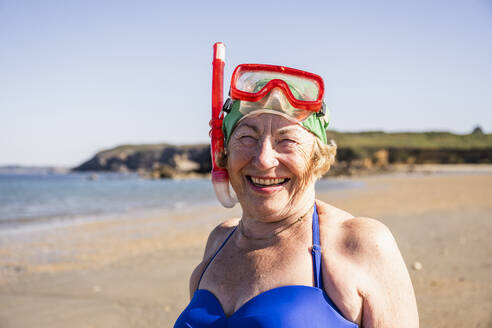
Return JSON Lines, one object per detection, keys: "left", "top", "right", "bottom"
{"left": 238, "top": 187, "right": 316, "bottom": 243}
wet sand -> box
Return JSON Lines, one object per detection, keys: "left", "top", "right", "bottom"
{"left": 0, "top": 170, "right": 491, "bottom": 327}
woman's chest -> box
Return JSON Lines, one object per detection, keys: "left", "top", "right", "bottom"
{"left": 201, "top": 242, "right": 314, "bottom": 315}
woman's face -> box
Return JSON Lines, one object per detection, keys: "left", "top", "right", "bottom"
{"left": 227, "top": 113, "right": 316, "bottom": 220}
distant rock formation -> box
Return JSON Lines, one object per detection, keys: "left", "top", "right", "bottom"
{"left": 73, "top": 144, "right": 211, "bottom": 178}
{"left": 329, "top": 147, "right": 492, "bottom": 176}
{"left": 0, "top": 166, "right": 69, "bottom": 174}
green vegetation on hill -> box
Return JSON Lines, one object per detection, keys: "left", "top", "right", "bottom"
{"left": 326, "top": 131, "right": 492, "bottom": 149}
{"left": 97, "top": 143, "right": 208, "bottom": 157}
{"left": 100, "top": 131, "right": 492, "bottom": 156}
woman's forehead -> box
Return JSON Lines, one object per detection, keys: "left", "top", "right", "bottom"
{"left": 235, "top": 113, "right": 308, "bottom": 134}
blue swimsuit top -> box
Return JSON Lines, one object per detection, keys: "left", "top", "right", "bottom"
{"left": 174, "top": 204, "right": 358, "bottom": 328}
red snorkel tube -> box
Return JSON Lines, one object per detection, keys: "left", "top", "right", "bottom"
{"left": 210, "top": 42, "right": 237, "bottom": 208}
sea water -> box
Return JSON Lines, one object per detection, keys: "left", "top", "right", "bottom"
{"left": 0, "top": 172, "right": 362, "bottom": 229}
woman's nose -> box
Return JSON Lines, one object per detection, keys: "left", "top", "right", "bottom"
{"left": 254, "top": 138, "right": 279, "bottom": 169}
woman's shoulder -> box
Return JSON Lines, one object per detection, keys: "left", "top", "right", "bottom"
{"left": 316, "top": 200, "right": 418, "bottom": 326}
{"left": 203, "top": 218, "right": 240, "bottom": 259}
{"left": 188, "top": 218, "right": 239, "bottom": 297}
{"left": 316, "top": 199, "right": 399, "bottom": 263}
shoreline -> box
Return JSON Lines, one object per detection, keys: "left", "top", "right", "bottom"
{"left": 0, "top": 175, "right": 366, "bottom": 233}
{"left": 2, "top": 163, "right": 492, "bottom": 233}
{"left": 0, "top": 169, "right": 491, "bottom": 327}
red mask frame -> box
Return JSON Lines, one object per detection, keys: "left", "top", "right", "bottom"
{"left": 230, "top": 64, "right": 325, "bottom": 113}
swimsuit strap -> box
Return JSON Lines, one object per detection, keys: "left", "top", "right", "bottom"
{"left": 312, "top": 202, "right": 323, "bottom": 288}
{"left": 197, "top": 226, "right": 237, "bottom": 288}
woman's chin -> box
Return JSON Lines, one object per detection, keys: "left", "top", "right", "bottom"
{"left": 239, "top": 194, "right": 292, "bottom": 220}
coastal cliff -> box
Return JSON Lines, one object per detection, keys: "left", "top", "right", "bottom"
{"left": 73, "top": 144, "right": 211, "bottom": 178}
{"left": 73, "top": 130, "right": 492, "bottom": 178}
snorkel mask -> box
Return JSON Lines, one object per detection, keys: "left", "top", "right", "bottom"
{"left": 210, "top": 43, "right": 330, "bottom": 208}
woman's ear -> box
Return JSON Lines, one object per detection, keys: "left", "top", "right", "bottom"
{"left": 216, "top": 148, "right": 228, "bottom": 169}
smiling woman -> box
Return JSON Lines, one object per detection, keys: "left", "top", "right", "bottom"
{"left": 174, "top": 63, "right": 419, "bottom": 327}
{"left": 226, "top": 114, "right": 322, "bottom": 220}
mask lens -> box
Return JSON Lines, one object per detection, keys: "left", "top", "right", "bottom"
{"left": 235, "top": 70, "right": 320, "bottom": 101}
{"left": 238, "top": 89, "right": 314, "bottom": 122}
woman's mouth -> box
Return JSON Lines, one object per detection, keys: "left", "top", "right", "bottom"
{"left": 246, "top": 176, "right": 290, "bottom": 188}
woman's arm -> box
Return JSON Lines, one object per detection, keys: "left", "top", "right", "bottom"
{"left": 346, "top": 218, "right": 419, "bottom": 327}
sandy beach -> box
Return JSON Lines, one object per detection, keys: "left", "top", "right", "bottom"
{"left": 1, "top": 169, "right": 491, "bottom": 327}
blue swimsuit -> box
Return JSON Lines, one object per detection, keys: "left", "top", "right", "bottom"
{"left": 174, "top": 204, "right": 358, "bottom": 327}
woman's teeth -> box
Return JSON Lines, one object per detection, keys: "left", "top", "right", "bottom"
{"left": 250, "top": 176, "right": 287, "bottom": 186}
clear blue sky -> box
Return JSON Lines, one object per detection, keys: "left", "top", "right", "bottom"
{"left": 1, "top": 0, "right": 491, "bottom": 166}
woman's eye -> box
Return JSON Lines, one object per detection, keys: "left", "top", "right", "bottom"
{"left": 279, "top": 138, "right": 297, "bottom": 145}
{"left": 239, "top": 136, "right": 257, "bottom": 145}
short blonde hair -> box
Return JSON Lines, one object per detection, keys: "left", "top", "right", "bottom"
{"left": 216, "top": 137, "right": 337, "bottom": 180}
{"left": 310, "top": 138, "right": 337, "bottom": 179}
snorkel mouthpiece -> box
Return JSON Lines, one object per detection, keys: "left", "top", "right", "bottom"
{"left": 210, "top": 42, "right": 237, "bottom": 208}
